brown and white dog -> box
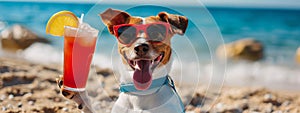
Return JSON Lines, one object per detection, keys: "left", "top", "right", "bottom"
{"left": 57, "top": 8, "right": 188, "bottom": 113}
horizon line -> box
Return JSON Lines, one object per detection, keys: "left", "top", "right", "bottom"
{"left": 1, "top": 0, "right": 300, "bottom": 10}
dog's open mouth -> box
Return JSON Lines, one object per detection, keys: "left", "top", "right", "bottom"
{"left": 127, "top": 53, "right": 164, "bottom": 90}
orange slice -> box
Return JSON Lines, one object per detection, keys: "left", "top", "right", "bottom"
{"left": 46, "top": 11, "right": 79, "bottom": 36}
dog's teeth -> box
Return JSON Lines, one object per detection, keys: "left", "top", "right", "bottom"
{"left": 156, "top": 60, "right": 160, "bottom": 64}
{"left": 133, "top": 61, "right": 140, "bottom": 70}
{"left": 134, "top": 64, "right": 140, "bottom": 70}
{"left": 131, "top": 61, "right": 136, "bottom": 67}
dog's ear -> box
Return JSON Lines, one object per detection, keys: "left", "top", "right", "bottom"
{"left": 100, "top": 8, "right": 131, "bottom": 34}
{"left": 158, "top": 12, "right": 188, "bottom": 35}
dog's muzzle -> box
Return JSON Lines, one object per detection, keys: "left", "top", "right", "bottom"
{"left": 134, "top": 43, "right": 149, "bottom": 57}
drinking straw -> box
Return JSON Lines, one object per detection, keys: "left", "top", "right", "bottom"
{"left": 80, "top": 13, "right": 84, "bottom": 24}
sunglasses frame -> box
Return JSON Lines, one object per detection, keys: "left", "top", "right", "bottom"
{"left": 113, "top": 22, "right": 172, "bottom": 46}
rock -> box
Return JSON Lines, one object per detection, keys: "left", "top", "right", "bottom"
{"left": 215, "top": 103, "right": 224, "bottom": 111}
{"left": 0, "top": 66, "right": 10, "bottom": 73}
{"left": 216, "top": 38, "right": 263, "bottom": 61}
{"left": 17, "top": 102, "right": 22, "bottom": 108}
{"left": 296, "top": 47, "right": 300, "bottom": 64}
{"left": 282, "top": 101, "right": 290, "bottom": 106}
{"left": 6, "top": 104, "right": 13, "bottom": 109}
{"left": 0, "top": 24, "right": 50, "bottom": 52}
{"left": 1, "top": 106, "right": 6, "bottom": 111}
{"left": 23, "top": 93, "right": 33, "bottom": 99}
{"left": 238, "top": 99, "right": 249, "bottom": 110}
{"left": 262, "top": 93, "right": 281, "bottom": 106}
{"left": 190, "top": 93, "right": 205, "bottom": 106}
{"left": 8, "top": 94, "right": 14, "bottom": 99}
{"left": 0, "top": 95, "right": 6, "bottom": 101}
{"left": 28, "top": 101, "right": 34, "bottom": 105}
{"left": 263, "top": 93, "right": 273, "bottom": 101}
{"left": 62, "top": 107, "right": 68, "bottom": 112}
{"left": 95, "top": 66, "right": 113, "bottom": 77}
{"left": 64, "top": 101, "right": 70, "bottom": 105}
{"left": 264, "top": 103, "right": 273, "bottom": 113}
{"left": 249, "top": 106, "right": 260, "bottom": 112}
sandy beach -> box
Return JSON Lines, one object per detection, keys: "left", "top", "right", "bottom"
{"left": 0, "top": 57, "right": 299, "bottom": 113}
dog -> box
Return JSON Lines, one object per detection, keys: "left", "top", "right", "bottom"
{"left": 57, "top": 8, "right": 188, "bottom": 113}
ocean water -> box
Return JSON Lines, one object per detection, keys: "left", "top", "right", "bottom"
{"left": 0, "top": 2, "right": 300, "bottom": 90}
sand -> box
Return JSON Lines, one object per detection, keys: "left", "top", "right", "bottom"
{"left": 0, "top": 57, "right": 299, "bottom": 113}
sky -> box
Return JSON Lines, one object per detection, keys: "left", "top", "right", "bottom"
{"left": 1, "top": 0, "right": 300, "bottom": 9}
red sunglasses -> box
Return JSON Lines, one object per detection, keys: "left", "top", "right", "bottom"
{"left": 113, "top": 22, "right": 172, "bottom": 46}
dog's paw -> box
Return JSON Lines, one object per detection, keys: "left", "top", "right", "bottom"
{"left": 56, "top": 75, "right": 63, "bottom": 88}
{"left": 56, "top": 75, "right": 94, "bottom": 112}
{"left": 61, "top": 88, "right": 78, "bottom": 99}
{"left": 62, "top": 89, "right": 94, "bottom": 112}
{"left": 56, "top": 75, "right": 77, "bottom": 99}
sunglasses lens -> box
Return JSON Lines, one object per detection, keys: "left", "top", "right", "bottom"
{"left": 118, "top": 26, "right": 137, "bottom": 44}
{"left": 147, "top": 24, "right": 167, "bottom": 42}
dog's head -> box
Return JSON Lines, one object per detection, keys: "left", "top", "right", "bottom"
{"left": 100, "top": 8, "right": 188, "bottom": 90}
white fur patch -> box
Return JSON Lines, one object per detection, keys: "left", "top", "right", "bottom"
{"left": 142, "top": 18, "right": 146, "bottom": 24}
{"left": 135, "top": 16, "right": 146, "bottom": 24}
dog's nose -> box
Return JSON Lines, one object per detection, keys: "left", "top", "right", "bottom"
{"left": 134, "top": 43, "right": 149, "bottom": 56}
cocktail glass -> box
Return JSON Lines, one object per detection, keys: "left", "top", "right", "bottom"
{"left": 63, "top": 23, "right": 98, "bottom": 91}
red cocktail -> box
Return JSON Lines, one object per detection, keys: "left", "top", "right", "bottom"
{"left": 63, "top": 24, "right": 98, "bottom": 91}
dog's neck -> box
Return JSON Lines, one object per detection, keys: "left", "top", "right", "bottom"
{"left": 140, "top": 17, "right": 146, "bottom": 24}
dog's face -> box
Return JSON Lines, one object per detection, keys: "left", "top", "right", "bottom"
{"left": 100, "top": 8, "right": 188, "bottom": 90}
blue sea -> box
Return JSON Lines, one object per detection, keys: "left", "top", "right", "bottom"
{"left": 0, "top": 1, "right": 300, "bottom": 90}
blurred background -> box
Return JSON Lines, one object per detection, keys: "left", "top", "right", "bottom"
{"left": 0, "top": 0, "right": 300, "bottom": 112}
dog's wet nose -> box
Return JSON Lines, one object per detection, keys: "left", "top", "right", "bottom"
{"left": 134, "top": 43, "right": 149, "bottom": 56}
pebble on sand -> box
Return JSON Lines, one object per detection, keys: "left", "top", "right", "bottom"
{"left": 28, "top": 101, "right": 34, "bottom": 105}
{"left": 8, "top": 94, "right": 14, "bottom": 100}
{"left": 0, "top": 95, "right": 6, "bottom": 101}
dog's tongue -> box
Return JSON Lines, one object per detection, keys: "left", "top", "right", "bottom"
{"left": 133, "top": 60, "right": 152, "bottom": 90}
